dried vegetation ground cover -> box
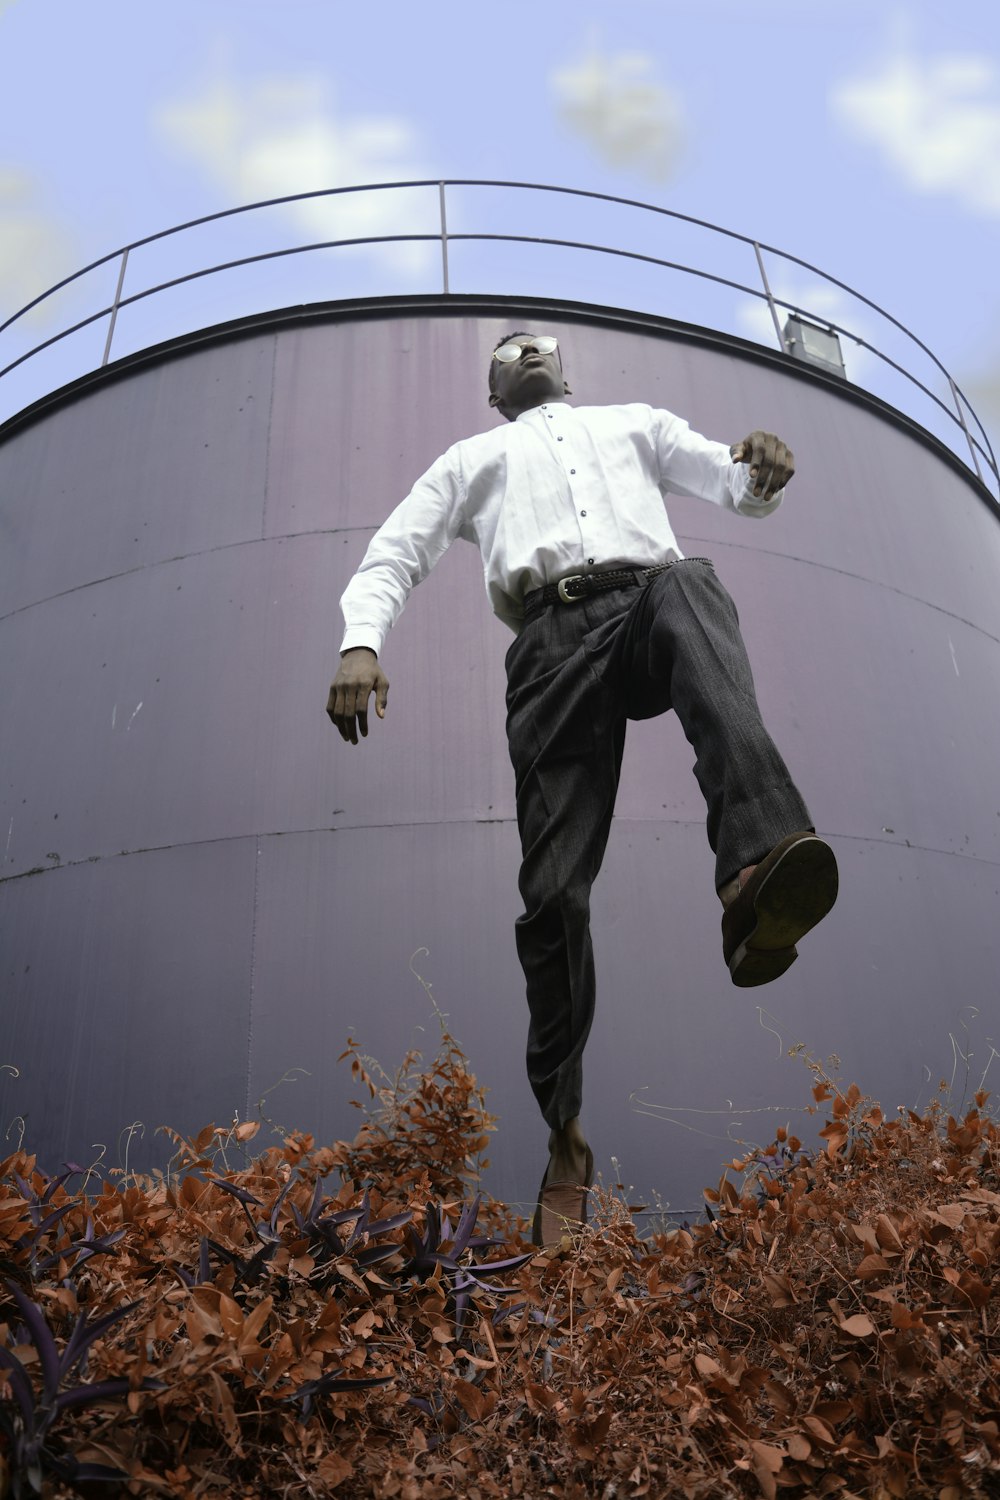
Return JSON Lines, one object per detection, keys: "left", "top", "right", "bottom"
{"left": 1, "top": 1017, "right": 999, "bottom": 1499}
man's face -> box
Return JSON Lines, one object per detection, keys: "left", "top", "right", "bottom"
{"left": 490, "top": 334, "right": 568, "bottom": 419}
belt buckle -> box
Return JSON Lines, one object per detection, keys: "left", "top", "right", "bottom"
{"left": 556, "top": 574, "right": 586, "bottom": 603}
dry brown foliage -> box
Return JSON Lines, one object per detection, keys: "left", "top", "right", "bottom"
{"left": 1, "top": 1018, "right": 999, "bottom": 1499}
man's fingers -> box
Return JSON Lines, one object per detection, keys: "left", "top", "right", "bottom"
{"left": 327, "top": 661, "right": 388, "bottom": 745}
{"left": 735, "top": 431, "right": 794, "bottom": 499}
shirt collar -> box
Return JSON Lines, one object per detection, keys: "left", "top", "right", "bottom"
{"left": 515, "top": 399, "right": 571, "bottom": 423}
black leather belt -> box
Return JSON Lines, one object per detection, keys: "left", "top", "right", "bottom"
{"left": 523, "top": 556, "right": 713, "bottom": 614}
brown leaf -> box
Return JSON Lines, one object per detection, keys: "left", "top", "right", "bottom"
{"left": 750, "top": 1441, "right": 783, "bottom": 1500}
{"left": 838, "top": 1313, "right": 875, "bottom": 1338}
{"left": 762, "top": 1272, "right": 798, "bottom": 1307}
{"left": 874, "top": 1214, "right": 904, "bottom": 1252}
{"left": 240, "top": 1294, "right": 273, "bottom": 1353}
{"left": 890, "top": 1302, "right": 925, "bottom": 1330}
{"left": 785, "top": 1432, "right": 811, "bottom": 1461}
{"left": 453, "top": 1378, "right": 486, "bottom": 1421}
{"left": 802, "top": 1415, "right": 835, "bottom": 1446}
{"left": 315, "top": 1453, "right": 354, "bottom": 1486}
{"left": 855, "top": 1254, "right": 892, "bottom": 1279}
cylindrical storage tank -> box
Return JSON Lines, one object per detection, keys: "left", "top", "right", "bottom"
{"left": 2, "top": 296, "right": 999, "bottom": 1218}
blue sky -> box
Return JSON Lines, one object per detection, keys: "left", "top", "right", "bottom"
{"left": 2, "top": 0, "right": 999, "bottom": 475}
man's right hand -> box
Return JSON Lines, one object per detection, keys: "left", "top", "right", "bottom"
{"left": 326, "top": 648, "right": 389, "bottom": 745}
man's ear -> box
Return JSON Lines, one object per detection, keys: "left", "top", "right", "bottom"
{"left": 489, "top": 391, "right": 502, "bottom": 409}
{"left": 563, "top": 382, "right": 572, "bottom": 395}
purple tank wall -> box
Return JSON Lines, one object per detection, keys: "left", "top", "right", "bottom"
{"left": 2, "top": 302, "right": 999, "bottom": 1223}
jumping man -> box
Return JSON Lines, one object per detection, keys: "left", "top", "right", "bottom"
{"left": 328, "top": 331, "right": 838, "bottom": 1246}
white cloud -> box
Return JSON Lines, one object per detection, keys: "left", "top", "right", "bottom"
{"left": 831, "top": 50, "right": 1000, "bottom": 216}
{"left": 153, "top": 75, "right": 433, "bottom": 276}
{"left": 0, "top": 168, "right": 77, "bottom": 323}
{"left": 550, "top": 42, "right": 684, "bottom": 182}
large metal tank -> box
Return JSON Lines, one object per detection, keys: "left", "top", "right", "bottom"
{"left": 3, "top": 295, "right": 999, "bottom": 1221}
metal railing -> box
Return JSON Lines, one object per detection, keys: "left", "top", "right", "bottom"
{"left": 1, "top": 179, "right": 996, "bottom": 497}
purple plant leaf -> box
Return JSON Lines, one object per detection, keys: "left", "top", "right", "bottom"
{"left": 205, "top": 1237, "right": 241, "bottom": 1269}
{"left": 55, "top": 1375, "right": 163, "bottom": 1413}
{"left": 344, "top": 1192, "right": 372, "bottom": 1252}
{"left": 468, "top": 1251, "right": 534, "bottom": 1275}
{"left": 450, "top": 1194, "right": 482, "bottom": 1257}
{"left": 353, "top": 1244, "right": 399, "bottom": 1268}
{"left": 313, "top": 1220, "right": 346, "bottom": 1256}
{"left": 266, "top": 1172, "right": 298, "bottom": 1231}
{"left": 407, "top": 1395, "right": 434, "bottom": 1416}
{"left": 492, "top": 1300, "right": 526, "bottom": 1325}
{"left": 290, "top": 1366, "right": 392, "bottom": 1417}
{"left": 199, "top": 1237, "right": 211, "bottom": 1283}
{"left": 253, "top": 1221, "right": 283, "bottom": 1246}
{"left": 60, "top": 1299, "right": 138, "bottom": 1383}
{"left": 16, "top": 1201, "right": 74, "bottom": 1250}
{"left": 365, "top": 1210, "right": 412, "bottom": 1237}
{"left": 304, "top": 1176, "right": 324, "bottom": 1223}
{"left": 7, "top": 1282, "right": 60, "bottom": 1401}
{"left": 208, "top": 1178, "right": 263, "bottom": 1207}
{"left": 453, "top": 1290, "right": 470, "bottom": 1336}
{"left": 68, "top": 1461, "right": 131, "bottom": 1482}
{"left": 40, "top": 1168, "right": 78, "bottom": 1206}
{"left": 0, "top": 1341, "right": 37, "bottom": 1422}
{"left": 324, "top": 1204, "right": 366, "bottom": 1227}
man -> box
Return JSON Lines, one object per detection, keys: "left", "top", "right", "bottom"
{"left": 328, "top": 330, "right": 838, "bottom": 1247}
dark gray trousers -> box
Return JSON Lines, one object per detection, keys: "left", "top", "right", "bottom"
{"left": 503, "top": 559, "right": 812, "bottom": 1131}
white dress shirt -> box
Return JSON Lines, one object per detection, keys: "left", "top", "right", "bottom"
{"left": 339, "top": 401, "right": 782, "bottom": 655}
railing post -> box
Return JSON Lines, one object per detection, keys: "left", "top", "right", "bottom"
{"left": 948, "top": 375, "right": 985, "bottom": 484}
{"left": 753, "top": 242, "right": 784, "bottom": 351}
{"left": 101, "top": 248, "right": 130, "bottom": 366}
{"left": 438, "top": 182, "right": 450, "bottom": 294}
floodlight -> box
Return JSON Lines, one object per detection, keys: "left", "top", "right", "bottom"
{"left": 783, "top": 315, "right": 846, "bottom": 378}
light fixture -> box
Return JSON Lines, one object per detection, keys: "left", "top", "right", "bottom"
{"left": 783, "top": 314, "right": 846, "bottom": 379}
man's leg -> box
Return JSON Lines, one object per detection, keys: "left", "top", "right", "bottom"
{"left": 505, "top": 604, "right": 626, "bottom": 1134}
{"left": 603, "top": 559, "right": 836, "bottom": 983}
{"left": 616, "top": 560, "right": 812, "bottom": 886}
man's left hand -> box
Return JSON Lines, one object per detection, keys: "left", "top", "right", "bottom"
{"left": 730, "top": 431, "right": 794, "bottom": 501}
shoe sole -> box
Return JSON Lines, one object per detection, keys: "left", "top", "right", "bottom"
{"left": 729, "top": 837, "right": 838, "bottom": 988}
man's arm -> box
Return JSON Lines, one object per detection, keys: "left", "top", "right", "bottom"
{"left": 326, "top": 447, "right": 464, "bottom": 745}
{"left": 651, "top": 408, "right": 793, "bottom": 513}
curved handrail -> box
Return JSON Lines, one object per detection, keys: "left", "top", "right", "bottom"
{"left": 1, "top": 178, "right": 995, "bottom": 496}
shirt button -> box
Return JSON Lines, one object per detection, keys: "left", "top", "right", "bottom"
{"left": 557, "top": 435, "right": 563, "bottom": 441}
{"left": 570, "top": 468, "right": 576, "bottom": 474}
{"left": 587, "top": 557, "right": 595, "bottom": 564}
{"left": 580, "top": 509, "right": 587, "bottom": 517}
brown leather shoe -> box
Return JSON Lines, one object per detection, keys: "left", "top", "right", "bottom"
{"left": 721, "top": 832, "right": 838, "bottom": 987}
{"left": 532, "top": 1146, "right": 594, "bottom": 1248}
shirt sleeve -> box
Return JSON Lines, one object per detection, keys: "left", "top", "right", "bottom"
{"left": 651, "top": 406, "right": 783, "bottom": 517}
{"left": 339, "top": 447, "right": 466, "bottom": 656}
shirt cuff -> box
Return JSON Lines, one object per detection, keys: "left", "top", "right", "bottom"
{"left": 340, "top": 626, "right": 383, "bottom": 656}
{"left": 733, "top": 467, "right": 783, "bottom": 517}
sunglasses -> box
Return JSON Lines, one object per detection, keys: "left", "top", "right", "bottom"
{"left": 492, "top": 335, "right": 559, "bottom": 364}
